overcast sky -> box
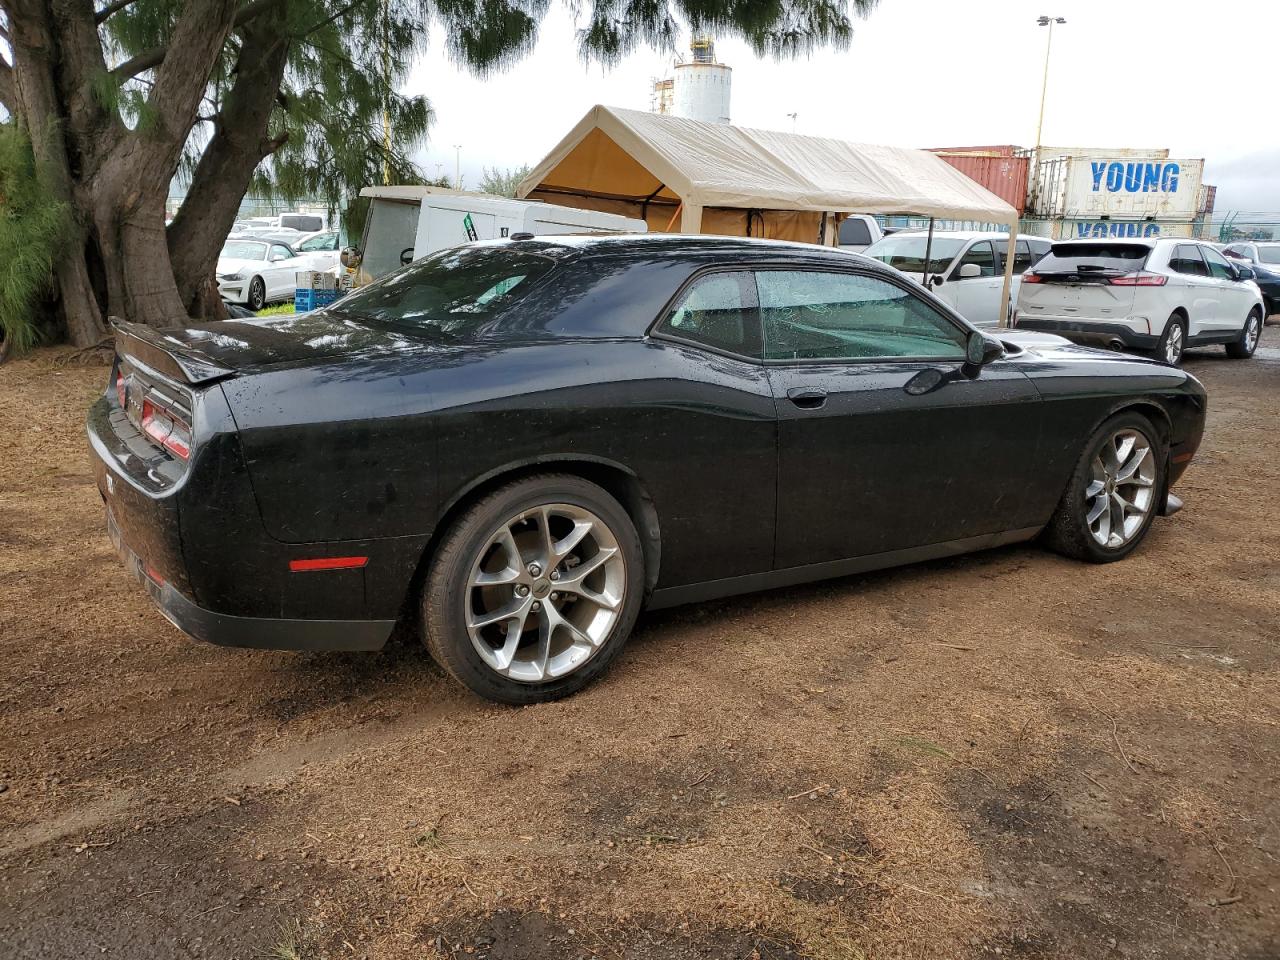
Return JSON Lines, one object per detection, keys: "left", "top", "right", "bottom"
{"left": 405, "top": 0, "right": 1279, "bottom": 217}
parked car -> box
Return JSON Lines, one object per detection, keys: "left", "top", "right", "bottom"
{"left": 862, "top": 230, "right": 1051, "bottom": 327}
{"left": 216, "top": 238, "right": 311, "bottom": 311}
{"left": 1221, "top": 241, "right": 1280, "bottom": 315}
{"left": 91, "top": 235, "right": 1206, "bottom": 705}
{"left": 835, "top": 215, "right": 884, "bottom": 253}
{"left": 1014, "top": 238, "right": 1265, "bottom": 365}
{"left": 292, "top": 230, "right": 342, "bottom": 272}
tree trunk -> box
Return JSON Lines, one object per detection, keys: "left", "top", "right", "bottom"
{"left": 6, "top": 0, "right": 242, "bottom": 345}
{"left": 168, "top": 19, "right": 291, "bottom": 315}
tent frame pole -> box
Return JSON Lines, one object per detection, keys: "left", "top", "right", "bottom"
{"left": 922, "top": 218, "right": 935, "bottom": 290}
{"left": 998, "top": 228, "right": 1019, "bottom": 328}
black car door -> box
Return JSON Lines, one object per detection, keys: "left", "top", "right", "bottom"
{"left": 757, "top": 267, "right": 1045, "bottom": 570}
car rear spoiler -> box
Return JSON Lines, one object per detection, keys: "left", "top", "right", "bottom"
{"left": 111, "top": 318, "right": 234, "bottom": 386}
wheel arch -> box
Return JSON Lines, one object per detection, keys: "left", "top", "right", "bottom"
{"left": 402, "top": 456, "right": 662, "bottom": 623}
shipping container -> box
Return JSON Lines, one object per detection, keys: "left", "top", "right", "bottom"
{"left": 1027, "top": 156, "right": 1204, "bottom": 222}
{"left": 929, "top": 144, "right": 1022, "bottom": 158}
{"left": 1037, "top": 145, "right": 1169, "bottom": 161}
{"left": 930, "top": 151, "right": 1030, "bottom": 214}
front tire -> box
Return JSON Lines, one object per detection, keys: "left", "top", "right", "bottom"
{"left": 1156, "top": 313, "right": 1185, "bottom": 366}
{"left": 1044, "top": 412, "right": 1166, "bottom": 564}
{"left": 422, "top": 475, "right": 644, "bottom": 704}
{"left": 1226, "top": 308, "right": 1262, "bottom": 359}
{"left": 247, "top": 277, "right": 266, "bottom": 312}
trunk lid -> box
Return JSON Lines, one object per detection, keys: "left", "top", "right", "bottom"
{"left": 1017, "top": 240, "right": 1152, "bottom": 320}
{"left": 112, "top": 310, "right": 420, "bottom": 385}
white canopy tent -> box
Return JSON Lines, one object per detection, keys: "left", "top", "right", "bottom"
{"left": 517, "top": 105, "right": 1022, "bottom": 324}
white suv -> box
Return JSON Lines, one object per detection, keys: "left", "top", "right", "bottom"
{"left": 862, "top": 230, "right": 1051, "bottom": 327}
{"left": 1014, "top": 238, "right": 1265, "bottom": 365}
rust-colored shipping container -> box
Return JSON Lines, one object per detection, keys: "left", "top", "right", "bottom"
{"left": 929, "top": 149, "right": 1029, "bottom": 214}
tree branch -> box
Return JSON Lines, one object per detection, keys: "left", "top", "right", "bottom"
{"left": 94, "top": 0, "right": 140, "bottom": 24}
{"left": 111, "top": 0, "right": 287, "bottom": 81}
{"left": 295, "top": 0, "right": 374, "bottom": 39}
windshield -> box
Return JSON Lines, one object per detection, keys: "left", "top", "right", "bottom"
{"left": 863, "top": 236, "right": 966, "bottom": 275}
{"left": 333, "top": 245, "right": 557, "bottom": 338}
{"left": 221, "top": 240, "right": 267, "bottom": 260}
{"left": 1259, "top": 246, "right": 1280, "bottom": 265}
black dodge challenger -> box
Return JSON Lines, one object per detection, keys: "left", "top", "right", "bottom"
{"left": 89, "top": 235, "right": 1206, "bottom": 703}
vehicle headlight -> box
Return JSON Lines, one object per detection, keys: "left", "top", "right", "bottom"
{"left": 218, "top": 271, "right": 244, "bottom": 281}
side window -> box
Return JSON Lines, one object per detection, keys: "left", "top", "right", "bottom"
{"left": 269, "top": 244, "right": 293, "bottom": 262}
{"left": 757, "top": 270, "right": 967, "bottom": 362}
{"left": 1201, "top": 246, "right": 1235, "bottom": 280}
{"left": 1222, "top": 245, "right": 1246, "bottom": 261}
{"left": 954, "top": 241, "right": 996, "bottom": 279}
{"left": 1029, "top": 240, "right": 1052, "bottom": 263}
{"left": 1169, "top": 244, "right": 1208, "bottom": 277}
{"left": 656, "top": 271, "right": 760, "bottom": 358}
{"left": 1012, "top": 240, "right": 1033, "bottom": 275}
{"left": 839, "top": 218, "right": 872, "bottom": 246}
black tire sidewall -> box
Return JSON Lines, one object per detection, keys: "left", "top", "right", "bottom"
{"left": 248, "top": 278, "right": 265, "bottom": 311}
{"left": 1228, "top": 309, "right": 1261, "bottom": 358}
{"left": 423, "top": 476, "right": 645, "bottom": 705}
{"left": 1158, "top": 314, "right": 1185, "bottom": 366}
{"left": 1056, "top": 412, "right": 1166, "bottom": 563}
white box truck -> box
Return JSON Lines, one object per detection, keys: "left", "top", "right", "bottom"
{"left": 354, "top": 186, "right": 647, "bottom": 281}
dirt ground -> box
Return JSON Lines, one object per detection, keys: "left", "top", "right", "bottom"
{"left": 1, "top": 331, "right": 1277, "bottom": 960}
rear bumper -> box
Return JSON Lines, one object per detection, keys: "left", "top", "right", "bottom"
{"left": 1014, "top": 317, "right": 1159, "bottom": 350}
{"left": 106, "top": 507, "right": 393, "bottom": 651}
{"left": 89, "top": 393, "right": 400, "bottom": 653}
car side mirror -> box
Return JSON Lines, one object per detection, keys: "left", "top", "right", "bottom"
{"left": 1236, "top": 264, "right": 1256, "bottom": 281}
{"left": 930, "top": 274, "right": 945, "bottom": 287}
{"left": 958, "top": 263, "right": 982, "bottom": 279}
{"left": 339, "top": 246, "right": 364, "bottom": 269}
{"left": 965, "top": 330, "right": 1004, "bottom": 366}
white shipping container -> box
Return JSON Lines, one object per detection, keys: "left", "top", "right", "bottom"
{"left": 1048, "top": 220, "right": 1194, "bottom": 241}
{"left": 1037, "top": 145, "right": 1169, "bottom": 161}
{"left": 1029, "top": 156, "right": 1204, "bottom": 222}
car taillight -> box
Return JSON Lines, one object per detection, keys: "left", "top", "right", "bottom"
{"left": 1109, "top": 272, "right": 1167, "bottom": 286}
{"left": 140, "top": 394, "right": 192, "bottom": 461}
{"left": 1022, "top": 273, "right": 1043, "bottom": 284}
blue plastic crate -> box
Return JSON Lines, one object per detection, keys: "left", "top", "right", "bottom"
{"left": 295, "top": 289, "right": 339, "bottom": 313}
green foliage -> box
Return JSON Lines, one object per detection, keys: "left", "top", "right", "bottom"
{"left": 0, "top": 125, "right": 70, "bottom": 355}
{"left": 95, "top": 0, "right": 875, "bottom": 287}
{"left": 255, "top": 302, "right": 296, "bottom": 316}
{"left": 479, "top": 165, "right": 532, "bottom": 198}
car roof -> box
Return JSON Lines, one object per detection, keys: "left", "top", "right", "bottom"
{"left": 871, "top": 230, "right": 1041, "bottom": 241}
{"left": 485, "top": 233, "right": 890, "bottom": 267}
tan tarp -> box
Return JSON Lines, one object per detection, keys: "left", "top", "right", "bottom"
{"left": 516, "top": 105, "right": 1019, "bottom": 241}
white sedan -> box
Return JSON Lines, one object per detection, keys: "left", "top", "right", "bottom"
{"left": 1014, "top": 237, "right": 1265, "bottom": 365}
{"left": 217, "top": 238, "right": 311, "bottom": 311}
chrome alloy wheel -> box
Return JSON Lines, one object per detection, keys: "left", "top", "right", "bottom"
{"left": 1085, "top": 429, "right": 1157, "bottom": 549}
{"left": 1163, "top": 323, "right": 1184, "bottom": 364}
{"left": 465, "top": 504, "right": 626, "bottom": 683}
{"left": 1245, "top": 313, "right": 1262, "bottom": 353}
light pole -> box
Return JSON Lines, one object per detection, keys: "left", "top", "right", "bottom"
{"left": 453, "top": 145, "right": 462, "bottom": 190}
{"left": 1029, "top": 15, "right": 1066, "bottom": 217}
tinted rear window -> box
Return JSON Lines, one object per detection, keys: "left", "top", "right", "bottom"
{"left": 1035, "top": 243, "right": 1150, "bottom": 274}
{"left": 839, "top": 218, "right": 872, "bottom": 246}
{"left": 333, "top": 245, "right": 557, "bottom": 339}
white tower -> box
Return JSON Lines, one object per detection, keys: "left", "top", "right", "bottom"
{"left": 670, "top": 36, "right": 732, "bottom": 124}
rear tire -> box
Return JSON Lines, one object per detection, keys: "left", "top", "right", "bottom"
{"left": 1044, "top": 411, "right": 1166, "bottom": 564}
{"left": 1155, "top": 313, "right": 1185, "bottom": 366}
{"left": 422, "top": 474, "right": 644, "bottom": 705}
{"left": 1225, "top": 308, "right": 1262, "bottom": 359}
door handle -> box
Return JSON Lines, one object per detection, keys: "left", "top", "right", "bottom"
{"left": 786, "top": 387, "right": 828, "bottom": 409}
